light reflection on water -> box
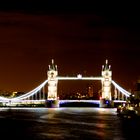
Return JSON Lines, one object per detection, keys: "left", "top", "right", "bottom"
{"left": 0, "top": 107, "right": 138, "bottom": 140}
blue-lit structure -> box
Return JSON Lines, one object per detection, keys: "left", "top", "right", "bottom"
{"left": 0, "top": 59, "right": 131, "bottom": 107}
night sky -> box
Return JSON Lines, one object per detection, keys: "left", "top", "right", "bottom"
{"left": 0, "top": 2, "right": 140, "bottom": 93}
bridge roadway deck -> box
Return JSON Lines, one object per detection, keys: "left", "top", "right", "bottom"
{"left": 0, "top": 99, "right": 126, "bottom": 104}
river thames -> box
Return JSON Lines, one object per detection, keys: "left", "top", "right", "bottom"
{"left": 0, "top": 107, "right": 139, "bottom": 140}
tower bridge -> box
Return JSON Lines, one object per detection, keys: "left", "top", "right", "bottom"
{"left": 0, "top": 59, "right": 131, "bottom": 107}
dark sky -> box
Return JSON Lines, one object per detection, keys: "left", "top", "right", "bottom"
{"left": 0, "top": 3, "right": 140, "bottom": 93}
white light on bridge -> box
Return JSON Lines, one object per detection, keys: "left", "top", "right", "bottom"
{"left": 77, "top": 74, "right": 82, "bottom": 79}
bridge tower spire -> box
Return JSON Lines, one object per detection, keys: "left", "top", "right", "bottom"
{"left": 47, "top": 59, "right": 58, "bottom": 102}
{"left": 101, "top": 59, "right": 112, "bottom": 101}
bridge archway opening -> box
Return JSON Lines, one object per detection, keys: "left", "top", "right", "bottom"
{"left": 57, "top": 79, "right": 101, "bottom": 100}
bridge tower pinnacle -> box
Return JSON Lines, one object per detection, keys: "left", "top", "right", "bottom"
{"left": 47, "top": 59, "right": 58, "bottom": 100}
{"left": 101, "top": 59, "right": 112, "bottom": 101}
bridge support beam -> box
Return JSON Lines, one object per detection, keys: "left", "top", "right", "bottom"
{"left": 45, "top": 100, "right": 59, "bottom": 108}
{"left": 101, "top": 60, "right": 112, "bottom": 107}
{"left": 46, "top": 59, "right": 59, "bottom": 107}
{"left": 99, "top": 99, "right": 114, "bottom": 108}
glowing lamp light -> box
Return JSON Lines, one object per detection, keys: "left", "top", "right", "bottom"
{"left": 77, "top": 74, "right": 82, "bottom": 79}
{"left": 105, "top": 100, "right": 109, "bottom": 104}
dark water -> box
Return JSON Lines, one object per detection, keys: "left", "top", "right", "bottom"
{"left": 0, "top": 107, "right": 139, "bottom": 140}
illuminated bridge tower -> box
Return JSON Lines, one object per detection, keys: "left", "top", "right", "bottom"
{"left": 101, "top": 60, "right": 112, "bottom": 104}
{"left": 46, "top": 59, "right": 59, "bottom": 107}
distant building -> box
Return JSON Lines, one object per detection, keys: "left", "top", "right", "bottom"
{"left": 0, "top": 90, "right": 12, "bottom": 97}
{"left": 134, "top": 79, "right": 140, "bottom": 99}
{"left": 88, "top": 84, "right": 93, "bottom": 98}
